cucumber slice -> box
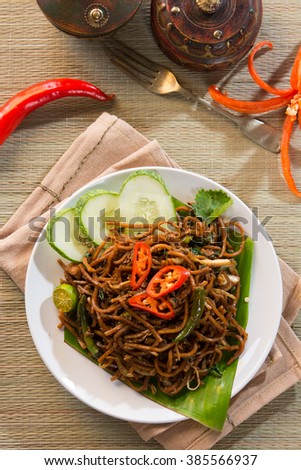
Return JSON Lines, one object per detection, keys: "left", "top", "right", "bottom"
{"left": 75, "top": 190, "right": 119, "bottom": 245}
{"left": 119, "top": 170, "right": 177, "bottom": 234}
{"left": 47, "top": 208, "right": 88, "bottom": 262}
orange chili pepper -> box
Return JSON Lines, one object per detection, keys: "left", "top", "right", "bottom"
{"left": 280, "top": 115, "right": 299, "bottom": 196}
{"left": 290, "top": 46, "right": 301, "bottom": 90}
{"left": 248, "top": 41, "right": 294, "bottom": 97}
{"left": 208, "top": 41, "right": 301, "bottom": 198}
{"left": 208, "top": 85, "right": 292, "bottom": 114}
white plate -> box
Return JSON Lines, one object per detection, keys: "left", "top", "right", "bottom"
{"left": 25, "top": 167, "right": 282, "bottom": 424}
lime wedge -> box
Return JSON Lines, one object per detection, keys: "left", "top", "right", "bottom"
{"left": 53, "top": 284, "right": 79, "bottom": 313}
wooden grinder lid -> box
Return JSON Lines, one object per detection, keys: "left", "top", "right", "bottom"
{"left": 37, "top": 0, "right": 142, "bottom": 37}
{"left": 151, "top": 0, "right": 263, "bottom": 71}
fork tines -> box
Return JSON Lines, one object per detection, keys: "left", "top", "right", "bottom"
{"left": 107, "top": 40, "right": 161, "bottom": 87}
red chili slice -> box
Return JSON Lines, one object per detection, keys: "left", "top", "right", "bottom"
{"left": 128, "top": 292, "right": 175, "bottom": 320}
{"left": 130, "top": 241, "right": 152, "bottom": 290}
{"left": 146, "top": 265, "right": 190, "bottom": 298}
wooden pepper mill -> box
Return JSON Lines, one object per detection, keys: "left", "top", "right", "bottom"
{"left": 37, "top": 0, "right": 142, "bottom": 37}
{"left": 150, "top": 0, "right": 263, "bottom": 71}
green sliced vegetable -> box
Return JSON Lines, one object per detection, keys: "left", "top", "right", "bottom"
{"left": 192, "top": 189, "right": 233, "bottom": 223}
{"left": 47, "top": 207, "right": 88, "bottom": 262}
{"left": 119, "top": 170, "right": 177, "bottom": 235}
{"left": 75, "top": 189, "right": 119, "bottom": 245}
{"left": 48, "top": 173, "right": 180, "bottom": 258}
{"left": 120, "top": 169, "right": 172, "bottom": 193}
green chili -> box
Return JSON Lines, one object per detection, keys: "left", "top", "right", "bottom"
{"left": 209, "top": 365, "right": 223, "bottom": 378}
{"left": 77, "top": 295, "right": 100, "bottom": 359}
{"left": 174, "top": 287, "right": 205, "bottom": 342}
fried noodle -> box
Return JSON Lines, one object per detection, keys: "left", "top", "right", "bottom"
{"left": 57, "top": 212, "right": 247, "bottom": 396}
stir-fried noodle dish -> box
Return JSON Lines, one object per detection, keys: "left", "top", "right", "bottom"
{"left": 57, "top": 208, "right": 247, "bottom": 397}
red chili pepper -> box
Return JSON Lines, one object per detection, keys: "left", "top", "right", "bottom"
{"left": 131, "top": 241, "right": 152, "bottom": 290}
{"left": 146, "top": 265, "right": 190, "bottom": 299}
{"left": 0, "top": 78, "right": 114, "bottom": 145}
{"left": 128, "top": 292, "right": 175, "bottom": 320}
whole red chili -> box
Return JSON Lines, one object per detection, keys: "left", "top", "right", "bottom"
{"left": 131, "top": 241, "right": 152, "bottom": 290}
{"left": 128, "top": 292, "right": 175, "bottom": 320}
{"left": 0, "top": 78, "right": 114, "bottom": 144}
{"left": 146, "top": 265, "right": 190, "bottom": 299}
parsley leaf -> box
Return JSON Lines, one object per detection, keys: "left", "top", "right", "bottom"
{"left": 192, "top": 189, "right": 233, "bottom": 223}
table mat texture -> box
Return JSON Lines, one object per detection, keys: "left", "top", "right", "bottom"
{"left": 1, "top": 0, "right": 301, "bottom": 450}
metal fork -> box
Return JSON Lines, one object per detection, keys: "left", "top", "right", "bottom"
{"left": 107, "top": 40, "right": 281, "bottom": 154}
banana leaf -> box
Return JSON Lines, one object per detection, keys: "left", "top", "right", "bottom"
{"left": 64, "top": 234, "right": 254, "bottom": 432}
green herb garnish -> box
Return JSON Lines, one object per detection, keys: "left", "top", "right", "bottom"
{"left": 192, "top": 189, "right": 233, "bottom": 223}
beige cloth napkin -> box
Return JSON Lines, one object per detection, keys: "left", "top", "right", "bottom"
{"left": 1, "top": 112, "right": 301, "bottom": 450}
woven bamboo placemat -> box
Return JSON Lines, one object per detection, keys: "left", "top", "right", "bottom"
{"left": 0, "top": 0, "right": 300, "bottom": 449}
